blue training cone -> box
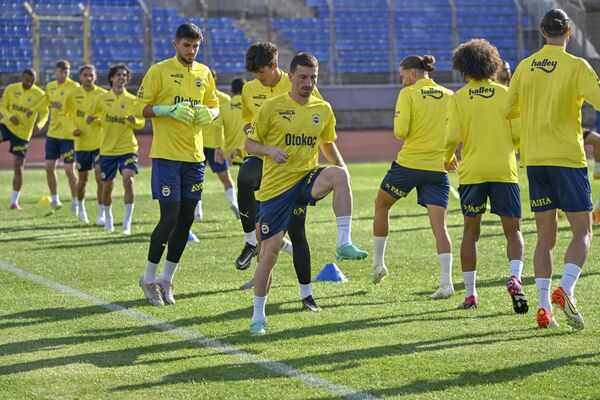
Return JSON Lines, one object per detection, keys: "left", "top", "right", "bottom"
{"left": 314, "top": 263, "right": 348, "bottom": 283}
{"left": 187, "top": 230, "right": 200, "bottom": 243}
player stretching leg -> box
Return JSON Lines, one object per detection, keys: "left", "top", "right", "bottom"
{"left": 373, "top": 55, "right": 454, "bottom": 300}
{"left": 506, "top": 9, "right": 600, "bottom": 329}
{"left": 447, "top": 39, "right": 526, "bottom": 313}
{"left": 246, "top": 53, "right": 367, "bottom": 335}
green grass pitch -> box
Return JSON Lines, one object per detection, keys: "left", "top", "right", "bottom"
{"left": 0, "top": 163, "right": 599, "bottom": 399}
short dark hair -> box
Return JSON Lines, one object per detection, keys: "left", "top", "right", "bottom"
{"left": 231, "top": 78, "right": 245, "bottom": 95}
{"left": 541, "top": 8, "right": 570, "bottom": 37}
{"left": 289, "top": 52, "right": 318, "bottom": 74}
{"left": 108, "top": 63, "right": 131, "bottom": 86}
{"left": 56, "top": 60, "right": 70, "bottom": 70}
{"left": 400, "top": 55, "right": 435, "bottom": 72}
{"left": 452, "top": 39, "right": 503, "bottom": 81}
{"left": 22, "top": 68, "right": 36, "bottom": 77}
{"left": 78, "top": 64, "right": 96, "bottom": 74}
{"left": 245, "top": 42, "right": 278, "bottom": 72}
{"left": 175, "top": 22, "right": 203, "bottom": 41}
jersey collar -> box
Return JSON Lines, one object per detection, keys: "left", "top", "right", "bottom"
{"left": 414, "top": 78, "right": 435, "bottom": 88}
{"left": 542, "top": 44, "right": 566, "bottom": 53}
{"left": 171, "top": 56, "right": 195, "bottom": 71}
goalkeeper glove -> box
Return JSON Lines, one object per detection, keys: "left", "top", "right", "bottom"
{"left": 152, "top": 102, "right": 194, "bottom": 125}
{"left": 193, "top": 104, "right": 216, "bottom": 127}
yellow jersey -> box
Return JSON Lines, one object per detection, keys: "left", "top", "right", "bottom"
{"left": 222, "top": 94, "right": 247, "bottom": 163}
{"left": 394, "top": 78, "right": 453, "bottom": 172}
{"left": 34, "top": 78, "right": 80, "bottom": 139}
{"left": 203, "top": 89, "right": 231, "bottom": 149}
{"left": 506, "top": 44, "right": 600, "bottom": 168}
{"left": 248, "top": 93, "right": 336, "bottom": 201}
{"left": 0, "top": 82, "right": 48, "bottom": 141}
{"left": 445, "top": 79, "right": 519, "bottom": 184}
{"left": 65, "top": 85, "right": 107, "bottom": 151}
{"left": 133, "top": 56, "right": 219, "bottom": 162}
{"left": 241, "top": 71, "right": 323, "bottom": 124}
{"left": 91, "top": 88, "right": 144, "bottom": 156}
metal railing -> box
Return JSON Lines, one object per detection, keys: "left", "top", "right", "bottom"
{"left": 23, "top": 1, "right": 91, "bottom": 78}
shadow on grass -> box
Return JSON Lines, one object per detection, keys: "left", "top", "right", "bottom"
{"left": 110, "top": 328, "right": 578, "bottom": 393}
{"left": 413, "top": 271, "right": 600, "bottom": 295}
{"left": 368, "top": 352, "right": 599, "bottom": 398}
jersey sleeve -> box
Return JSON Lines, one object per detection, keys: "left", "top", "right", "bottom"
{"left": 393, "top": 89, "right": 411, "bottom": 140}
{"left": 133, "top": 65, "right": 160, "bottom": 117}
{"left": 0, "top": 86, "right": 13, "bottom": 120}
{"left": 578, "top": 60, "right": 600, "bottom": 111}
{"left": 505, "top": 67, "right": 521, "bottom": 119}
{"left": 203, "top": 71, "right": 219, "bottom": 110}
{"left": 62, "top": 92, "right": 78, "bottom": 135}
{"left": 241, "top": 87, "right": 253, "bottom": 125}
{"left": 31, "top": 85, "right": 51, "bottom": 114}
{"left": 248, "top": 101, "right": 270, "bottom": 144}
{"left": 36, "top": 92, "right": 49, "bottom": 129}
{"left": 509, "top": 117, "right": 520, "bottom": 149}
{"left": 321, "top": 104, "right": 337, "bottom": 143}
{"left": 444, "top": 94, "right": 461, "bottom": 162}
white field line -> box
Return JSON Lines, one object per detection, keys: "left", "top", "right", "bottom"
{"left": 0, "top": 260, "right": 378, "bottom": 400}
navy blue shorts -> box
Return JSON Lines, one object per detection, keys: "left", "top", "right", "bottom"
{"left": 151, "top": 158, "right": 205, "bottom": 202}
{"left": 459, "top": 182, "right": 522, "bottom": 218}
{"left": 380, "top": 162, "right": 449, "bottom": 208}
{"left": 45, "top": 137, "right": 75, "bottom": 163}
{"left": 75, "top": 149, "right": 99, "bottom": 172}
{"left": 99, "top": 153, "right": 139, "bottom": 181}
{"left": 258, "top": 167, "right": 324, "bottom": 240}
{"left": 0, "top": 123, "right": 29, "bottom": 159}
{"left": 527, "top": 166, "right": 592, "bottom": 212}
{"left": 203, "top": 147, "right": 229, "bottom": 173}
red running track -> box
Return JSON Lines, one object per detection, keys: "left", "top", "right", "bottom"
{"left": 0, "top": 130, "right": 402, "bottom": 169}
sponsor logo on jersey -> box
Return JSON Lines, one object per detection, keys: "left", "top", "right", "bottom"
{"left": 191, "top": 182, "right": 204, "bottom": 192}
{"left": 173, "top": 96, "right": 202, "bottom": 106}
{"left": 231, "top": 101, "right": 242, "bottom": 110}
{"left": 195, "top": 79, "right": 202, "bottom": 88}
{"left": 469, "top": 87, "right": 495, "bottom": 99}
{"left": 421, "top": 88, "right": 444, "bottom": 99}
{"left": 106, "top": 114, "right": 126, "bottom": 124}
{"left": 312, "top": 114, "right": 320, "bottom": 125}
{"left": 11, "top": 104, "right": 29, "bottom": 113}
{"left": 530, "top": 197, "right": 552, "bottom": 207}
{"left": 137, "top": 86, "right": 145, "bottom": 98}
{"left": 261, "top": 222, "right": 270, "bottom": 235}
{"left": 76, "top": 110, "right": 86, "bottom": 118}
{"left": 284, "top": 133, "right": 318, "bottom": 148}
{"left": 170, "top": 73, "right": 184, "bottom": 78}
{"left": 174, "top": 80, "right": 181, "bottom": 86}
{"left": 119, "top": 103, "right": 126, "bottom": 109}
{"left": 279, "top": 110, "right": 295, "bottom": 122}
{"left": 530, "top": 58, "right": 557, "bottom": 73}
{"left": 162, "top": 185, "right": 171, "bottom": 197}
{"left": 253, "top": 94, "right": 267, "bottom": 100}
{"left": 27, "top": 97, "right": 32, "bottom": 102}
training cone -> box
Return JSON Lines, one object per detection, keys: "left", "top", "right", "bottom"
{"left": 314, "top": 263, "right": 348, "bottom": 283}
{"left": 187, "top": 231, "right": 200, "bottom": 242}
{"left": 38, "top": 195, "right": 51, "bottom": 207}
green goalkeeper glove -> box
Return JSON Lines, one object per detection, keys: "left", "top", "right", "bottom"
{"left": 152, "top": 102, "right": 194, "bottom": 125}
{"left": 193, "top": 104, "right": 216, "bottom": 127}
